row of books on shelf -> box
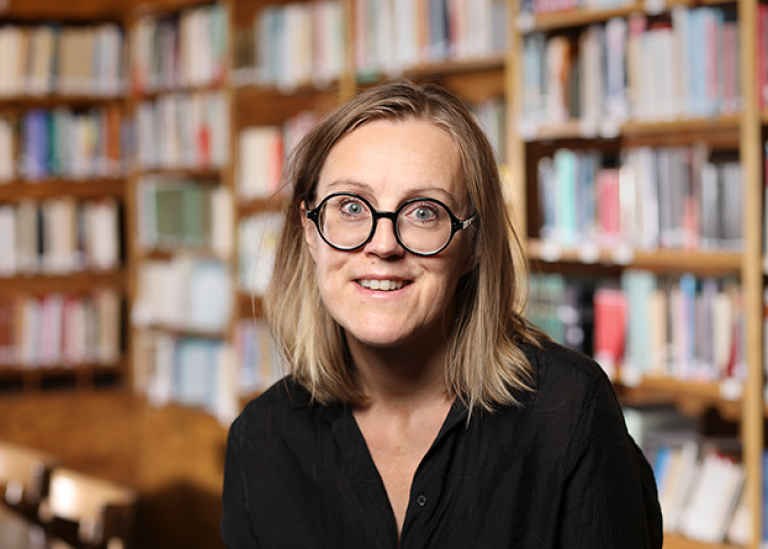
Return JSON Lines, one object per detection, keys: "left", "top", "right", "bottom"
{"left": 624, "top": 406, "right": 750, "bottom": 546}
{"left": 130, "top": 3, "right": 228, "bottom": 95}
{"left": 0, "top": 105, "right": 126, "bottom": 182}
{"left": 0, "top": 291, "right": 121, "bottom": 368}
{"left": 353, "top": 0, "right": 507, "bottom": 78}
{"left": 521, "top": 6, "right": 739, "bottom": 135}
{"left": 238, "top": 212, "right": 283, "bottom": 296}
{"left": 235, "top": 1, "right": 345, "bottom": 89}
{"left": 133, "top": 320, "right": 285, "bottom": 424}
{"left": 0, "top": 198, "right": 120, "bottom": 277}
{"left": 0, "top": 23, "right": 125, "bottom": 98}
{"left": 536, "top": 145, "right": 742, "bottom": 252}
{"left": 132, "top": 331, "right": 238, "bottom": 425}
{"left": 136, "top": 177, "right": 232, "bottom": 253}
{"left": 234, "top": 319, "right": 284, "bottom": 396}
{"left": 135, "top": 90, "right": 229, "bottom": 171}
{"left": 131, "top": 256, "right": 232, "bottom": 334}
{"left": 529, "top": 270, "right": 746, "bottom": 385}
{"left": 520, "top": 0, "right": 634, "bottom": 16}
{"left": 237, "top": 111, "right": 320, "bottom": 199}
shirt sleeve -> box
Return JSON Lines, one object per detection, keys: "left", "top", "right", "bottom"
{"left": 221, "top": 419, "right": 261, "bottom": 549}
{"left": 558, "top": 372, "right": 664, "bottom": 549}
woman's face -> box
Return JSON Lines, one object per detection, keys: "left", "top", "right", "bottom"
{"left": 302, "top": 118, "right": 474, "bottom": 353}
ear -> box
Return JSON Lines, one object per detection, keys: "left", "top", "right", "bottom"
{"left": 300, "top": 201, "right": 318, "bottom": 262}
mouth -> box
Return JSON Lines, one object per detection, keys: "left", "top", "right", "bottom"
{"left": 356, "top": 279, "right": 410, "bottom": 291}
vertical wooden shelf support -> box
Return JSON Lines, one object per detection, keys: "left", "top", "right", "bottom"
{"left": 507, "top": 0, "right": 527, "bottom": 237}
{"left": 739, "top": 0, "right": 764, "bottom": 544}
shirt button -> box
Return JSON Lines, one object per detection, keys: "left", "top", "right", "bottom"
{"left": 417, "top": 494, "right": 427, "bottom": 507}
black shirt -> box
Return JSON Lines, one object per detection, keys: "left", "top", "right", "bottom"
{"left": 221, "top": 339, "right": 663, "bottom": 548}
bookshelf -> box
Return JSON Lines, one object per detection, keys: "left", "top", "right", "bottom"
{"left": 0, "top": 7, "right": 130, "bottom": 393}
{"left": 510, "top": 0, "right": 764, "bottom": 546}
{"left": 0, "top": 0, "right": 764, "bottom": 546}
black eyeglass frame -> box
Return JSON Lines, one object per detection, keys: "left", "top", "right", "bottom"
{"left": 305, "top": 192, "right": 477, "bottom": 257}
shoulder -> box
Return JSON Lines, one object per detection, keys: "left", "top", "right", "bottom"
{"left": 524, "top": 338, "right": 616, "bottom": 403}
{"left": 228, "top": 377, "right": 314, "bottom": 448}
{"left": 515, "top": 339, "right": 627, "bottom": 456}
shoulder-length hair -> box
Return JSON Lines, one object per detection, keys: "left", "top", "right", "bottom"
{"left": 264, "top": 79, "right": 540, "bottom": 413}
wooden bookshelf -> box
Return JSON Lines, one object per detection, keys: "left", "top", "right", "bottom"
{"left": 523, "top": 114, "right": 741, "bottom": 142}
{"left": 511, "top": 0, "right": 765, "bottom": 545}
{"left": 0, "top": 95, "right": 125, "bottom": 111}
{"left": 617, "top": 375, "right": 744, "bottom": 421}
{"left": 526, "top": 0, "right": 736, "bottom": 31}
{"left": 0, "top": 0, "right": 762, "bottom": 548}
{"left": 527, "top": 239, "right": 744, "bottom": 274}
{"left": 0, "top": 179, "right": 126, "bottom": 200}
{"left": 662, "top": 534, "right": 741, "bottom": 549}
{"left": 0, "top": 271, "right": 127, "bottom": 294}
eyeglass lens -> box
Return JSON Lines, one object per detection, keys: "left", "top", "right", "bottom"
{"left": 317, "top": 194, "right": 453, "bottom": 255}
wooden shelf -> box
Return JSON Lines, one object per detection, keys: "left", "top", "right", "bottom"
{"left": 0, "top": 178, "right": 126, "bottom": 200}
{"left": 0, "top": 271, "right": 127, "bottom": 295}
{"left": 134, "top": 324, "right": 227, "bottom": 340}
{"left": 133, "top": 168, "right": 223, "bottom": 179}
{"left": 617, "top": 375, "right": 743, "bottom": 421}
{"left": 527, "top": 239, "right": 743, "bottom": 274}
{"left": 0, "top": 361, "right": 127, "bottom": 392}
{"left": 524, "top": 114, "right": 740, "bottom": 142}
{"left": 526, "top": 0, "right": 735, "bottom": 32}
{"left": 661, "top": 533, "right": 741, "bottom": 549}
{"left": 236, "top": 292, "right": 263, "bottom": 318}
{"left": 130, "top": 81, "right": 227, "bottom": 101}
{"left": 139, "top": 247, "right": 227, "bottom": 262}
{"left": 0, "top": 94, "right": 125, "bottom": 110}
{"left": 237, "top": 196, "right": 286, "bottom": 217}
{"left": 401, "top": 55, "right": 506, "bottom": 78}
{"left": 233, "top": 79, "right": 341, "bottom": 97}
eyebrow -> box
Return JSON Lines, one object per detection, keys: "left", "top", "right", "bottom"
{"left": 323, "top": 179, "right": 458, "bottom": 202}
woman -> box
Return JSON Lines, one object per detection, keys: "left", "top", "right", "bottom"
{"left": 222, "top": 80, "right": 662, "bottom": 548}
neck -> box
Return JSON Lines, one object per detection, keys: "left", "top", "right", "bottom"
{"left": 347, "top": 335, "right": 451, "bottom": 410}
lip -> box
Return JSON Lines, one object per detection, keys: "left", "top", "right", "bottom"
{"left": 354, "top": 276, "right": 412, "bottom": 293}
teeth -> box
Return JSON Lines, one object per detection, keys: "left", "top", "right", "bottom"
{"left": 359, "top": 279, "right": 405, "bottom": 291}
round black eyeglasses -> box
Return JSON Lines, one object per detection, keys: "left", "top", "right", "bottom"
{"left": 305, "top": 192, "right": 477, "bottom": 256}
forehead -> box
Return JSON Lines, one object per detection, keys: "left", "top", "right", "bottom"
{"left": 317, "top": 119, "right": 465, "bottom": 201}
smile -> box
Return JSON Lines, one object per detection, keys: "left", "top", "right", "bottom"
{"left": 357, "top": 279, "right": 408, "bottom": 291}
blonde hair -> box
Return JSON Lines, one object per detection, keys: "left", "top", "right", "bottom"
{"left": 264, "top": 79, "right": 540, "bottom": 412}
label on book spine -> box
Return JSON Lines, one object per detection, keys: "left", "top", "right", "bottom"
{"left": 577, "top": 242, "right": 600, "bottom": 264}
{"left": 718, "top": 378, "right": 742, "bottom": 401}
{"left": 538, "top": 241, "right": 562, "bottom": 262}
{"left": 517, "top": 12, "right": 536, "bottom": 34}
{"left": 643, "top": 0, "right": 666, "bottom": 16}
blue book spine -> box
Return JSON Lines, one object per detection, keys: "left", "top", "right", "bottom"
{"left": 554, "top": 149, "right": 577, "bottom": 246}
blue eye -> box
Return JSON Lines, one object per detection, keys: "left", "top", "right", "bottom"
{"left": 414, "top": 207, "right": 434, "bottom": 220}
{"left": 342, "top": 202, "right": 365, "bottom": 215}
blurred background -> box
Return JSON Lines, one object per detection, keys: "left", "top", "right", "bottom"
{"left": 0, "top": 0, "right": 765, "bottom": 547}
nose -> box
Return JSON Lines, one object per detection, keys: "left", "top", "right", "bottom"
{"left": 363, "top": 217, "right": 404, "bottom": 258}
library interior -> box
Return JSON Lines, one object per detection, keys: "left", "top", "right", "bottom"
{"left": 0, "top": 0, "right": 766, "bottom": 547}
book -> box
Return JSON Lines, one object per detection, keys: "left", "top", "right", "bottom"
{"left": 235, "top": 318, "right": 285, "bottom": 395}
{"left": 0, "top": 291, "right": 121, "bottom": 368}
{"left": 0, "top": 198, "right": 119, "bottom": 277}
{"left": 139, "top": 331, "right": 237, "bottom": 422}
{"left": 132, "top": 256, "right": 232, "bottom": 333}
{"left": 137, "top": 176, "right": 229, "bottom": 252}
{"left": 131, "top": 4, "right": 227, "bottom": 94}
{"left": 238, "top": 212, "right": 284, "bottom": 296}
{"left": 352, "top": 0, "right": 505, "bottom": 77}
{"left": 536, "top": 145, "right": 742, "bottom": 252}
{"left": 520, "top": 7, "right": 739, "bottom": 127}
{"left": 136, "top": 91, "right": 228, "bottom": 171}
